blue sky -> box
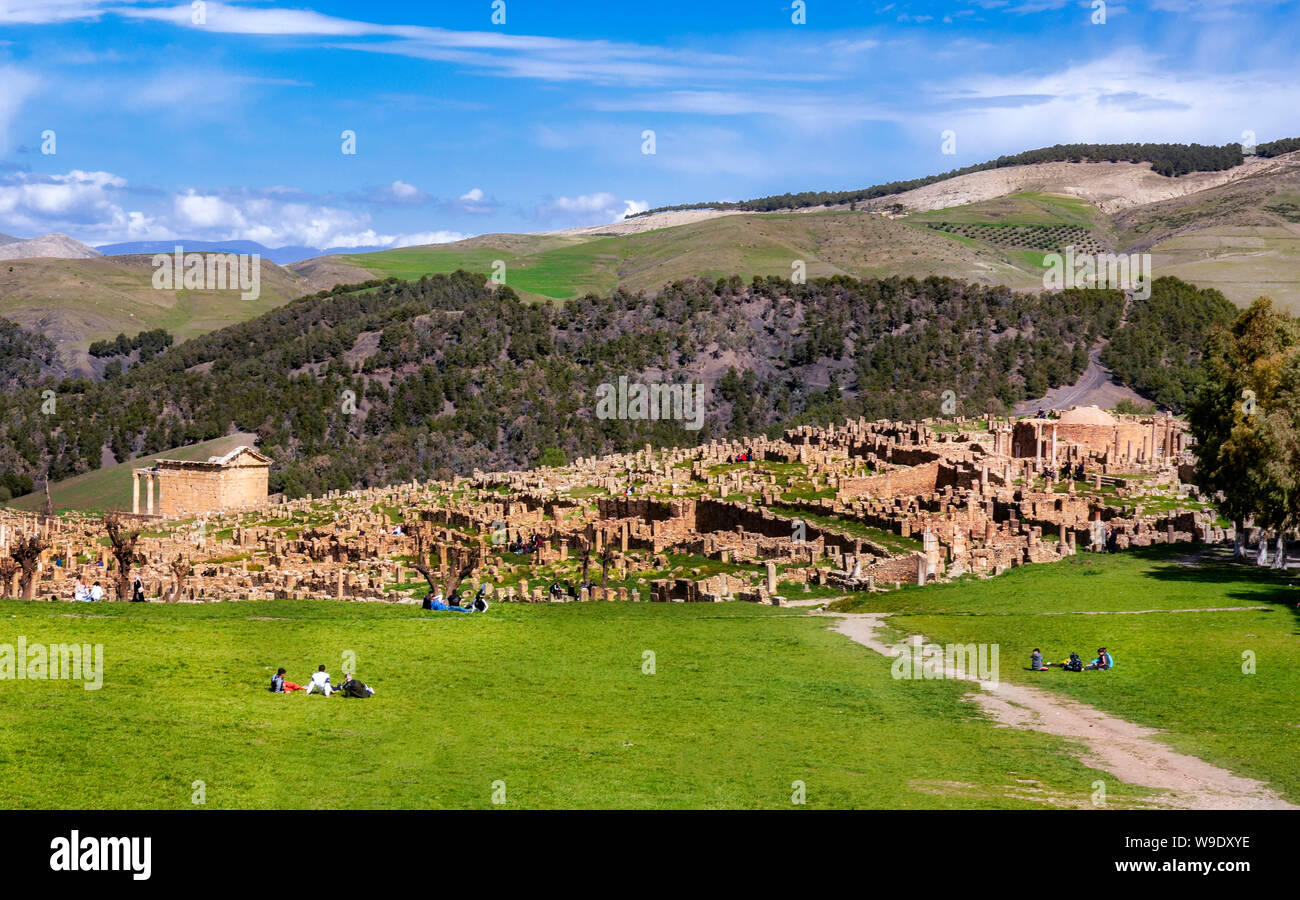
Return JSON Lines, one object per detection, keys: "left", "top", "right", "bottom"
{"left": 0, "top": 0, "right": 1296, "bottom": 249}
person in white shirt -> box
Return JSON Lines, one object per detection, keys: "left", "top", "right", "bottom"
{"left": 89, "top": 581, "right": 105, "bottom": 602}
{"left": 73, "top": 579, "right": 89, "bottom": 602}
{"left": 304, "top": 665, "right": 334, "bottom": 696}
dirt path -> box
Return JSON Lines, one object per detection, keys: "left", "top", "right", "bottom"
{"left": 824, "top": 612, "right": 1296, "bottom": 810}
{"left": 1013, "top": 347, "right": 1145, "bottom": 414}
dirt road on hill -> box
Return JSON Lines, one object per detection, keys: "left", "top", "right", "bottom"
{"left": 1013, "top": 349, "right": 1146, "bottom": 414}
{"left": 824, "top": 611, "right": 1296, "bottom": 810}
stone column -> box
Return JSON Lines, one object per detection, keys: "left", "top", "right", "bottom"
{"left": 132, "top": 471, "right": 140, "bottom": 515}
{"left": 145, "top": 472, "right": 155, "bottom": 515}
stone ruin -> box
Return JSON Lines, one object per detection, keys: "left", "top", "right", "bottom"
{"left": 0, "top": 407, "right": 1231, "bottom": 608}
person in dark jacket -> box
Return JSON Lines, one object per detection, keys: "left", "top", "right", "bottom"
{"left": 131, "top": 576, "right": 146, "bottom": 602}
{"left": 337, "top": 676, "right": 375, "bottom": 698}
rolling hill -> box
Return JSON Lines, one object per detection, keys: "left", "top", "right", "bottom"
{"left": 0, "top": 253, "right": 370, "bottom": 375}
{"left": 4, "top": 145, "right": 1300, "bottom": 372}
{"left": 327, "top": 150, "right": 1300, "bottom": 313}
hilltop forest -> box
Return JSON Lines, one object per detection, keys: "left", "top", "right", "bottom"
{"left": 634, "top": 139, "right": 1298, "bottom": 216}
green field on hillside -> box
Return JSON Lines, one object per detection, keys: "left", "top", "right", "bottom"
{"left": 346, "top": 210, "right": 1036, "bottom": 304}
{"left": 0, "top": 545, "right": 1295, "bottom": 809}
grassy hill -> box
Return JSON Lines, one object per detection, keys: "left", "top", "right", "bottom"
{"left": 0, "top": 254, "right": 365, "bottom": 375}
{"left": 5, "top": 432, "right": 257, "bottom": 514}
{"left": 340, "top": 210, "right": 1039, "bottom": 305}
{"left": 335, "top": 158, "right": 1300, "bottom": 314}
{"left": 3, "top": 150, "right": 1299, "bottom": 376}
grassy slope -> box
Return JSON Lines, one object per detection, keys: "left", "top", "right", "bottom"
{"left": 6, "top": 433, "right": 258, "bottom": 514}
{"left": 0, "top": 599, "right": 1146, "bottom": 809}
{"left": 0, "top": 256, "right": 312, "bottom": 345}
{"left": 1114, "top": 156, "right": 1300, "bottom": 312}
{"left": 835, "top": 546, "right": 1300, "bottom": 803}
{"left": 344, "top": 211, "right": 1037, "bottom": 304}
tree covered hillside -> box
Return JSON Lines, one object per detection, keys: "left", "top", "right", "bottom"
{"left": 0, "top": 271, "right": 1232, "bottom": 500}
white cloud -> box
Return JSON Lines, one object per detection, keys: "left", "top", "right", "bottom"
{"left": 389, "top": 180, "right": 422, "bottom": 201}
{"left": 392, "top": 230, "right": 469, "bottom": 248}
{"left": 455, "top": 186, "right": 495, "bottom": 213}
{"left": 917, "top": 50, "right": 1299, "bottom": 153}
{"left": 0, "top": 0, "right": 109, "bottom": 24}
{"left": 621, "top": 199, "right": 649, "bottom": 218}
{"left": 535, "top": 192, "right": 648, "bottom": 226}
{"left": 106, "top": 2, "right": 800, "bottom": 88}
{"left": 0, "top": 65, "right": 40, "bottom": 155}
{"left": 0, "top": 170, "right": 132, "bottom": 235}
{"left": 0, "top": 171, "right": 467, "bottom": 249}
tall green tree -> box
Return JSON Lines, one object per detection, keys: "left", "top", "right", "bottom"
{"left": 1190, "top": 297, "right": 1300, "bottom": 561}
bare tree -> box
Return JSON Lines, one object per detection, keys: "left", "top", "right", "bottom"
{"left": 0, "top": 557, "right": 18, "bottom": 599}
{"left": 412, "top": 526, "right": 479, "bottom": 600}
{"left": 166, "top": 555, "right": 189, "bottom": 602}
{"left": 11, "top": 534, "right": 49, "bottom": 600}
{"left": 103, "top": 512, "right": 145, "bottom": 602}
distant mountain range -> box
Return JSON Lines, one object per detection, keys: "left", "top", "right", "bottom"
{"left": 93, "top": 239, "right": 390, "bottom": 265}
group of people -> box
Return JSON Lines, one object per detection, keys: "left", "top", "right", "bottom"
{"left": 731, "top": 452, "right": 751, "bottom": 463}
{"left": 70, "top": 576, "right": 148, "bottom": 602}
{"left": 509, "top": 534, "right": 541, "bottom": 555}
{"left": 1031, "top": 647, "right": 1115, "bottom": 672}
{"left": 422, "top": 583, "right": 490, "bottom": 613}
{"left": 72, "top": 578, "right": 105, "bottom": 602}
{"left": 1052, "top": 461, "right": 1088, "bottom": 481}
{"left": 271, "top": 665, "right": 375, "bottom": 698}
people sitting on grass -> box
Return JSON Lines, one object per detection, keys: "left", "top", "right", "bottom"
{"left": 73, "top": 578, "right": 89, "bottom": 602}
{"left": 304, "top": 665, "right": 335, "bottom": 696}
{"left": 1030, "top": 648, "right": 1047, "bottom": 670}
{"left": 1084, "top": 647, "right": 1115, "bottom": 670}
{"left": 423, "top": 591, "right": 474, "bottom": 613}
{"left": 270, "top": 667, "right": 305, "bottom": 693}
{"left": 1055, "top": 652, "right": 1084, "bottom": 672}
{"left": 337, "top": 675, "right": 375, "bottom": 698}
{"left": 90, "top": 581, "right": 105, "bottom": 602}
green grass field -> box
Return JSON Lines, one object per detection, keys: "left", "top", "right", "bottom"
{"left": 0, "top": 545, "right": 1295, "bottom": 809}
{"left": 836, "top": 546, "right": 1300, "bottom": 803}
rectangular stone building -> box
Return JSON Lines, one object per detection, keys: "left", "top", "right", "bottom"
{"left": 133, "top": 446, "right": 271, "bottom": 517}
